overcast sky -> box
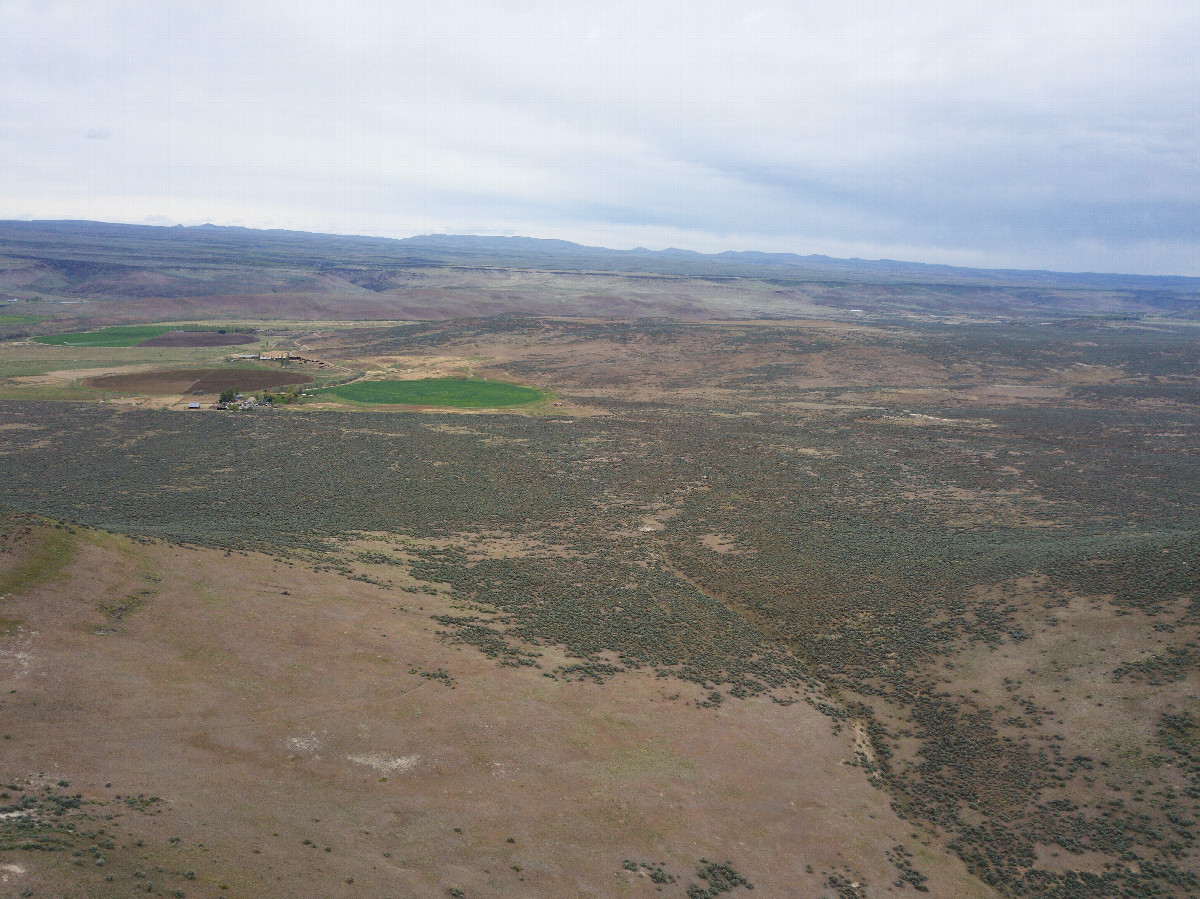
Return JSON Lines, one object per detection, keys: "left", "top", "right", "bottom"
{"left": 3, "top": 1, "right": 1199, "bottom": 274}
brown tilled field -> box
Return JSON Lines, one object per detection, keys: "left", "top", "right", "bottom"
{"left": 84, "top": 367, "right": 314, "bottom": 395}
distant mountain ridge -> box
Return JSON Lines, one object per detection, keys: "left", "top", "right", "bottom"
{"left": 3, "top": 219, "right": 1198, "bottom": 291}
{"left": 2, "top": 220, "right": 1198, "bottom": 323}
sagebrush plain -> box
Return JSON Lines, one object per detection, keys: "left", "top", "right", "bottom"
{"left": 2, "top": 222, "right": 1199, "bottom": 898}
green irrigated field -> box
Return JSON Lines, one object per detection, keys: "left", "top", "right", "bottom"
{"left": 34, "top": 325, "right": 176, "bottom": 346}
{"left": 318, "top": 377, "right": 546, "bottom": 408}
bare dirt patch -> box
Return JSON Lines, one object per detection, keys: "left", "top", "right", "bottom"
{"left": 700, "top": 533, "right": 742, "bottom": 554}
{"left": 84, "top": 367, "right": 314, "bottom": 395}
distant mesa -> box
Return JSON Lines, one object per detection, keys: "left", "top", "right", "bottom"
{"left": 7, "top": 220, "right": 1199, "bottom": 323}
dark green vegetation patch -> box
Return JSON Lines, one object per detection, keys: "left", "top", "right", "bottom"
{"left": 318, "top": 377, "right": 546, "bottom": 408}
{"left": 34, "top": 324, "right": 250, "bottom": 348}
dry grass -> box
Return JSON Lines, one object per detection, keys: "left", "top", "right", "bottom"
{"left": 0, "top": 522, "right": 992, "bottom": 898}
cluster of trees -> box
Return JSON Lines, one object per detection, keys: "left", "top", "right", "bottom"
{"left": 216, "top": 386, "right": 300, "bottom": 405}
{"left": 260, "top": 386, "right": 299, "bottom": 405}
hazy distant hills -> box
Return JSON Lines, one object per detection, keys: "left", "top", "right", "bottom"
{"left": 2, "top": 219, "right": 1198, "bottom": 322}
{"left": 401, "top": 232, "right": 1200, "bottom": 292}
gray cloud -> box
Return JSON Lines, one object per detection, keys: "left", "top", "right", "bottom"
{"left": 2, "top": 0, "right": 1198, "bottom": 274}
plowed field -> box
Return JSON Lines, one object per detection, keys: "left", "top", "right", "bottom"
{"left": 85, "top": 367, "right": 313, "bottom": 395}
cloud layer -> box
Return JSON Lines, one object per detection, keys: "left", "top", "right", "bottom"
{"left": 3, "top": 1, "right": 1198, "bottom": 274}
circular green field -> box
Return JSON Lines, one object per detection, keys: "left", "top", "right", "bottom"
{"left": 319, "top": 377, "right": 546, "bottom": 408}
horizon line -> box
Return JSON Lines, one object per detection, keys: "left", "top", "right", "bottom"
{"left": 3, "top": 217, "right": 1199, "bottom": 285}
